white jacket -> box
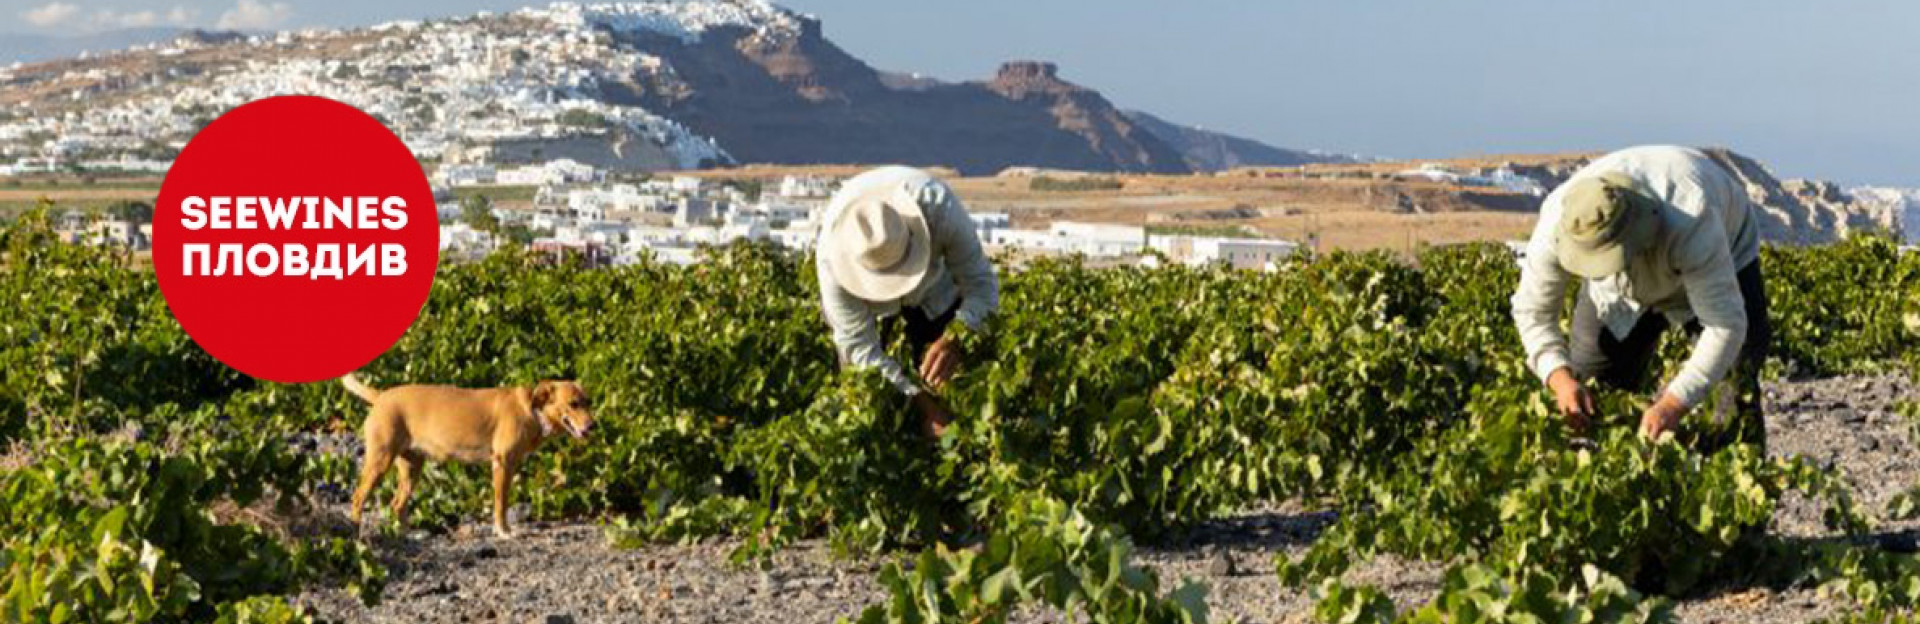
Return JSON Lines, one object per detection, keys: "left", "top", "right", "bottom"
{"left": 1510, "top": 146, "right": 1760, "bottom": 407}
{"left": 817, "top": 167, "right": 1000, "bottom": 395}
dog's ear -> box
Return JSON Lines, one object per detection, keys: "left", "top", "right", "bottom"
{"left": 531, "top": 381, "right": 556, "bottom": 409}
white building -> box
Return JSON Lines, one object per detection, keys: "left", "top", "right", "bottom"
{"left": 3, "top": 157, "right": 58, "bottom": 175}
{"left": 764, "top": 202, "right": 813, "bottom": 223}
{"left": 717, "top": 216, "right": 770, "bottom": 243}
{"left": 970, "top": 212, "right": 1011, "bottom": 240}
{"left": 987, "top": 228, "right": 1061, "bottom": 253}
{"left": 440, "top": 164, "right": 497, "bottom": 186}
{"left": 1485, "top": 167, "right": 1547, "bottom": 196}
{"left": 1395, "top": 163, "right": 1545, "bottom": 196}
{"left": 623, "top": 225, "right": 686, "bottom": 247}
{"left": 983, "top": 220, "right": 1144, "bottom": 257}
{"left": 497, "top": 159, "right": 602, "bottom": 186}
{"left": 440, "top": 222, "right": 498, "bottom": 256}
{"left": 777, "top": 174, "right": 832, "bottom": 198}
{"left": 1051, "top": 221, "right": 1145, "bottom": 258}
{"left": 76, "top": 158, "right": 171, "bottom": 174}
{"left": 971, "top": 212, "right": 1012, "bottom": 229}
{"left": 555, "top": 220, "right": 631, "bottom": 246}
{"left": 564, "top": 189, "right": 613, "bottom": 221}
{"left": 530, "top": 211, "right": 569, "bottom": 232}
{"left": 1148, "top": 234, "right": 1297, "bottom": 270}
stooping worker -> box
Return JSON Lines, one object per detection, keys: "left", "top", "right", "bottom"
{"left": 1510, "top": 145, "right": 1770, "bottom": 451}
{"left": 817, "top": 166, "right": 1000, "bottom": 438}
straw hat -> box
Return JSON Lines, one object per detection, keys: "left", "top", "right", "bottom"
{"left": 1555, "top": 171, "right": 1663, "bottom": 278}
{"left": 822, "top": 183, "right": 932, "bottom": 301}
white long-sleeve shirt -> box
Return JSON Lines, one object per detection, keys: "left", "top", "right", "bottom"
{"left": 817, "top": 166, "right": 1001, "bottom": 395}
{"left": 1510, "top": 146, "right": 1760, "bottom": 407}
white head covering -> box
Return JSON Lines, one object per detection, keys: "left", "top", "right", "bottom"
{"left": 822, "top": 183, "right": 932, "bottom": 301}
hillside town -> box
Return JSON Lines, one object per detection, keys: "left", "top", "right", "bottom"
{"left": 435, "top": 163, "right": 1306, "bottom": 269}
{"left": 0, "top": 1, "right": 755, "bottom": 177}
{"left": 30, "top": 155, "right": 1314, "bottom": 270}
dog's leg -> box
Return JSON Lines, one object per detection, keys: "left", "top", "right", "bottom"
{"left": 490, "top": 453, "right": 515, "bottom": 539}
{"left": 389, "top": 452, "right": 422, "bottom": 527}
{"left": 350, "top": 446, "right": 395, "bottom": 528}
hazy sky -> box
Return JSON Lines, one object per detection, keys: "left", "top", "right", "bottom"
{"left": 7, "top": 0, "right": 1916, "bottom": 185}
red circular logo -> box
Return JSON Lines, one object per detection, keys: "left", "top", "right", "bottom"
{"left": 153, "top": 96, "right": 438, "bottom": 383}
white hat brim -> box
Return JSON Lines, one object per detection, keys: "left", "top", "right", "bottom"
{"left": 825, "top": 188, "right": 932, "bottom": 302}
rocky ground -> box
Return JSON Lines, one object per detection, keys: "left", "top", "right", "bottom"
{"left": 295, "top": 375, "right": 1917, "bottom": 623}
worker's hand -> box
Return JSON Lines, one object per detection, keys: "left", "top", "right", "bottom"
{"left": 1639, "top": 393, "right": 1687, "bottom": 442}
{"left": 920, "top": 333, "right": 963, "bottom": 389}
{"left": 911, "top": 391, "right": 952, "bottom": 439}
{"left": 1547, "top": 367, "right": 1596, "bottom": 433}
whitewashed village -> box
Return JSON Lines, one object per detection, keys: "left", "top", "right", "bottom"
{"left": 433, "top": 160, "right": 1306, "bottom": 270}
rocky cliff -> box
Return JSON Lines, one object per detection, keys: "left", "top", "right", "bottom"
{"left": 1455, "top": 149, "right": 1904, "bottom": 245}
{"left": 1701, "top": 148, "right": 1903, "bottom": 245}
{"left": 623, "top": 17, "right": 1195, "bottom": 176}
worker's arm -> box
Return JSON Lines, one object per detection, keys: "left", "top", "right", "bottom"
{"left": 817, "top": 258, "right": 920, "bottom": 395}
{"left": 1664, "top": 220, "right": 1748, "bottom": 409}
{"left": 1510, "top": 206, "right": 1576, "bottom": 385}
{"left": 920, "top": 179, "right": 1000, "bottom": 331}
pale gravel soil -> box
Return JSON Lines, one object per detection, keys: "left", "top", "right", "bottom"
{"left": 296, "top": 375, "right": 1917, "bottom": 623}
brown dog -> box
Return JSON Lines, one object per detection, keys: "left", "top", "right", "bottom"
{"left": 340, "top": 374, "right": 594, "bottom": 538}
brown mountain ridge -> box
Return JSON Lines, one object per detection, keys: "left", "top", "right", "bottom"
{"left": 611, "top": 15, "right": 1195, "bottom": 175}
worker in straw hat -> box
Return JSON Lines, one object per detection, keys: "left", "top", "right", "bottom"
{"left": 1511, "top": 145, "right": 1769, "bottom": 451}
{"left": 817, "top": 166, "right": 1001, "bottom": 438}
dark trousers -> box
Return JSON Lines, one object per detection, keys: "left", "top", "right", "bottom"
{"left": 884, "top": 301, "right": 961, "bottom": 365}
{"left": 1591, "top": 260, "right": 1771, "bottom": 454}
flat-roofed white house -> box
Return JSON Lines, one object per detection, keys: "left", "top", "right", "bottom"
{"left": 1148, "top": 234, "right": 1298, "bottom": 270}
{"left": 778, "top": 175, "right": 833, "bottom": 198}
{"left": 497, "top": 159, "right": 601, "bottom": 186}
{"left": 1052, "top": 221, "right": 1145, "bottom": 258}
{"left": 755, "top": 200, "right": 816, "bottom": 226}
{"left": 565, "top": 189, "right": 610, "bottom": 221}
{"left": 970, "top": 212, "right": 1012, "bottom": 240}
{"left": 440, "top": 222, "right": 497, "bottom": 257}
{"left": 555, "top": 220, "right": 630, "bottom": 246}
{"left": 986, "top": 228, "right": 1060, "bottom": 252}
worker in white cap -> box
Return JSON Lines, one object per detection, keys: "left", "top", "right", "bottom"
{"left": 817, "top": 166, "right": 1000, "bottom": 438}
{"left": 1511, "top": 145, "right": 1769, "bottom": 451}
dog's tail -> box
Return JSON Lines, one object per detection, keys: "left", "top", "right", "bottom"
{"left": 339, "top": 374, "right": 381, "bottom": 404}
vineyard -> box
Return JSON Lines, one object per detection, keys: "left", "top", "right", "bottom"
{"left": 4, "top": 204, "right": 1920, "bottom": 623}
